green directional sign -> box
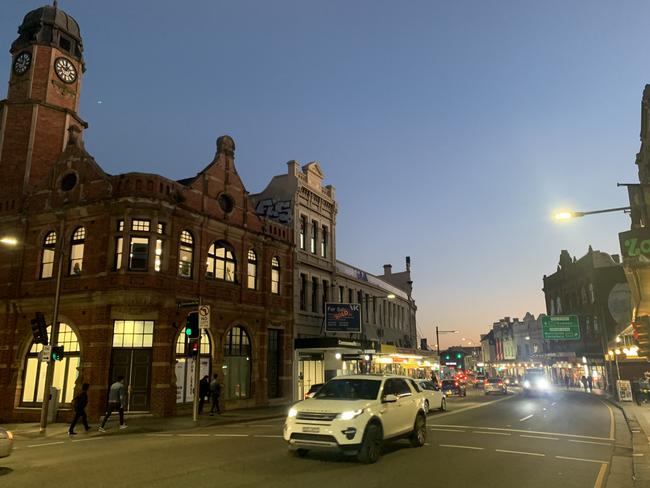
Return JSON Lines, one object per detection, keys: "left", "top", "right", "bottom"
{"left": 542, "top": 315, "right": 580, "bottom": 340}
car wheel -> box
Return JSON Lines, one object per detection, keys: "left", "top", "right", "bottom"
{"left": 440, "top": 397, "right": 447, "bottom": 412}
{"left": 410, "top": 413, "right": 427, "bottom": 447}
{"left": 423, "top": 400, "right": 430, "bottom": 414}
{"left": 291, "top": 448, "right": 309, "bottom": 458}
{"left": 357, "top": 423, "right": 382, "bottom": 464}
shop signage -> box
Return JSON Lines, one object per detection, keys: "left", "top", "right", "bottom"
{"left": 299, "top": 352, "right": 324, "bottom": 361}
{"left": 620, "top": 228, "right": 650, "bottom": 263}
{"left": 617, "top": 380, "right": 633, "bottom": 402}
{"left": 542, "top": 315, "right": 580, "bottom": 340}
{"left": 325, "top": 303, "right": 361, "bottom": 333}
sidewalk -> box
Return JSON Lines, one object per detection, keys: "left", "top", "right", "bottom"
{"left": 3, "top": 404, "right": 290, "bottom": 441}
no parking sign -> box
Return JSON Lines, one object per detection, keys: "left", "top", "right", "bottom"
{"left": 198, "top": 305, "right": 210, "bottom": 329}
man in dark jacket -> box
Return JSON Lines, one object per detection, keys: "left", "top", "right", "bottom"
{"left": 209, "top": 374, "right": 221, "bottom": 415}
{"left": 69, "top": 383, "right": 90, "bottom": 435}
{"left": 198, "top": 375, "right": 210, "bottom": 414}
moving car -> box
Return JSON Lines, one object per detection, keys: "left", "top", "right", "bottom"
{"left": 284, "top": 375, "right": 427, "bottom": 464}
{"left": 504, "top": 376, "right": 519, "bottom": 386}
{"left": 523, "top": 368, "right": 551, "bottom": 396}
{"left": 304, "top": 383, "right": 324, "bottom": 399}
{"left": 474, "top": 375, "right": 487, "bottom": 388}
{"left": 415, "top": 379, "right": 447, "bottom": 413}
{"left": 0, "top": 427, "right": 13, "bottom": 458}
{"left": 441, "top": 379, "right": 466, "bottom": 397}
{"left": 484, "top": 378, "right": 507, "bottom": 395}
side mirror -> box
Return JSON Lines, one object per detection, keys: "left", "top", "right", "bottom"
{"left": 382, "top": 394, "right": 398, "bottom": 403}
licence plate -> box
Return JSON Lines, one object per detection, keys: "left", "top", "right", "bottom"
{"left": 302, "top": 426, "right": 320, "bottom": 433}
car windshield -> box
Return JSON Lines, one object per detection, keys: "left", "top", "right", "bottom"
{"left": 441, "top": 380, "right": 456, "bottom": 386}
{"left": 314, "top": 379, "right": 381, "bottom": 400}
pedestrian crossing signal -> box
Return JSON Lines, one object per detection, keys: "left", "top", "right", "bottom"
{"left": 51, "top": 345, "right": 64, "bottom": 361}
{"left": 185, "top": 312, "right": 199, "bottom": 339}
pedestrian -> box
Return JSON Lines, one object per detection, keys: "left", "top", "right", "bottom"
{"left": 209, "top": 374, "right": 221, "bottom": 415}
{"left": 581, "top": 375, "right": 588, "bottom": 392}
{"left": 69, "top": 383, "right": 90, "bottom": 436}
{"left": 587, "top": 375, "right": 593, "bottom": 392}
{"left": 99, "top": 375, "right": 127, "bottom": 432}
{"left": 198, "top": 375, "right": 210, "bottom": 414}
{"left": 564, "top": 374, "right": 570, "bottom": 390}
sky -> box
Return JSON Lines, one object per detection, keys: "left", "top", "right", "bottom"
{"left": 1, "top": 1, "right": 647, "bottom": 348}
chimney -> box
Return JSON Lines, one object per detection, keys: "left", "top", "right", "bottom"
{"left": 406, "top": 256, "right": 411, "bottom": 272}
{"left": 383, "top": 264, "right": 392, "bottom": 275}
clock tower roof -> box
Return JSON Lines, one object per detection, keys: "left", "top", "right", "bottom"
{"left": 11, "top": 2, "right": 83, "bottom": 60}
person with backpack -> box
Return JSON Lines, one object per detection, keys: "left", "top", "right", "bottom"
{"left": 68, "top": 383, "right": 90, "bottom": 435}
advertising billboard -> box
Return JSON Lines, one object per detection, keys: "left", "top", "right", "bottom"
{"left": 325, "top": 303, "right": 361, "bottom": 333}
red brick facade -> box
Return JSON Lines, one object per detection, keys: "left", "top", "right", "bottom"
{"left": 0, "top": 5, "right": 293, "bottom": 422}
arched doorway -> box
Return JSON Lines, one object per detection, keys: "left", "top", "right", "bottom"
{"left": 175, "top": 328, "right": 211, "bottom": 404}
{"left": 22, "top": 324, "right": 80, "bottom": 405}
{"left": 223, "top": 326, "right": 251, "bottom": 400}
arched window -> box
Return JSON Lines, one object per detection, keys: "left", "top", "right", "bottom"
{"left": 247, "top": 250, "right": 257, "bottom": 290}
{"left": 69, "top": 227, "right": 85, "bottom": 275}
{"left": 224, "top": 326, "right": 251, "bottom": 400}
{"left": 178, "top": 230, "right": 194, "bottom": 278}
{"left": 40, "top": 231, "right": 56, "bottom": 279}
{"left": 206, "top": 241, "right": 236, "bottom": 282}
{"left": 175, "top": 328, "right": 211, "bottom": 404}
{"left": 22, "top": 323, "right": 80, "bottom": 405}
{"left": 271, "top": 257, "right": 280, "bottom": 294}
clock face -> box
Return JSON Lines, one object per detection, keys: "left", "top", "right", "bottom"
{"left": 13, "top": 52, "right": 31, "bottom": 75}
{"left": 54, "top": 57, "right": 77, "bottom": 84}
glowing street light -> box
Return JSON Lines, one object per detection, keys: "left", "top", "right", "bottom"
{"left": 0, "top": 236, "right": 18, "bottom": 246}
{"left": 553, "top": 206, "right": 630, "bottom": 221}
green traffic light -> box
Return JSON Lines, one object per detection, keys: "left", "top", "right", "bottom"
{"left": 456, "top": 353, "right": 462, "bottom": 359}
{"left": 185, "top": 327, "right": 192, "bottom": 336}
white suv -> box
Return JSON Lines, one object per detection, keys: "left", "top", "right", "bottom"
{"left": 284, "top": 375, "right": 427, "bottom": 463}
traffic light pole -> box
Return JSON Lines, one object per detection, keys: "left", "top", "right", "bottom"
{"left": 39, "top": 221, "right": 65, "bottom": 433}
{"left": 192, "top": 298, "right": 202, "bottom": 423}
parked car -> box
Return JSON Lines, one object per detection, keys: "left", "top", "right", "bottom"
{"left": 0, "top": 428, "right": 13, "bottom": 458}
{"left": 484, "top": 378, "right": 507, "bottom": 395}
{"left": 284, "top": 375, "right": 427, "bottom": 463}
{"left": 415, "top": 379, "right": 447, "bottom": 413}
{"left": 304, "top": 383, "right": 324, "bottom": 399}
{"left": 441, "top": 379, "right": 466, "bottom": 397}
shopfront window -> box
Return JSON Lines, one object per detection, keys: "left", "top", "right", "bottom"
{"left": 223, "top": 326, "right": 251, "bottom": 400}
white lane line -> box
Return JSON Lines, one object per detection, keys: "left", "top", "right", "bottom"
{"left": 213, "top": 434, "right": 249, "bottom": 437}
{"left": 519, "top": 414, "right": 534, "bottom": 422}
{"left": 496, "top": 449, "right": 545, "bottom": 457}
{"left": 253, "top": 435, "right": 283, "bottom": 438}
{"left": 27, "top": 441, "right": 65, "bottom": 448}
{"left": 473, "top": 431, "right": 511, "bottom": 436}
{"left": 178, "top": 434, "right": 210, "bottom": 437}
{"left": 429, "top": 428, "right": 467, "bottom": 433}
{"left": 71, "top": 437, "right": 104, "bottom": 443}
{"left": 568, "top": 439, "right": 612, "bottom": 446}
{"left": 439, "top": 444, "right": 484, "bottom": 450}
{"left": 429, "top": 424, "right": 614, "bottom": 441}
{"left": 437, "top": 394, "right": 514, "bottom": 417}
{"left": 146, "top": 433, "right": 173, "bottom": 437}
{"left": 248, "top": 424, "right": 279, "bottom": 428}
{"left": 520, "top": 435, "right": 559, "bottom": 441}
{"left": 556, "top": 456, "right": 609, "bottom": 464}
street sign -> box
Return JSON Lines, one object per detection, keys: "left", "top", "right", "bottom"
{"left": 542, "top": 315, "right": 581, "bottom": 340}
{"left": 325, "top": 303, "right": 361, "bottom": 333}
{"left": 198, "top": 305, "right": 210, "bottom": 330}
{"left": 177, "top": 300, "right": 200, "bottom": 309}
{"left": 41, "top": 345, "right": 52, "bottom": 363}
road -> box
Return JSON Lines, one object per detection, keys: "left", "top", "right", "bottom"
{"left": 0, "top": 389, "right": 617, "bottom": 487}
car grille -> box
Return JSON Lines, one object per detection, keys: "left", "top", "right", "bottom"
{"left": 296, "top": 411, "right": 338, "bottom": 421}
{"left": 290, "top": 433, "right": 338, "bottom": 443}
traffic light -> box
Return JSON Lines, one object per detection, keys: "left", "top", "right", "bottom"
{"left": 30, "top": 312, "right": 48, "bottom": 345}
{"left": 185, "top": 312, "right": 199, "bottom": 339}
{"left": 633, "top": 317, "right": 650, "bottom": 357}
{"left": 186, "top": 338, "right": 200, "bottom": 357}
{"left": 51, "top": 345, "right": 64, "bottom": 361}
{"left": 456, "top": 353, "right": 462, "bottom": 359}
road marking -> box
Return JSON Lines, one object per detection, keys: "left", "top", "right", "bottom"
{"left": 146, "top": 433, "right": 173, "bottom": 437}
{"left": 437, "top": 394, "right": 513, "bottom": 417}
{"left": 519, "top": 414, "right": 534, "bottom": 421}
{"left": 253, "top": 435, "right": 283, "bottom": 438}
{"left": 429, "top": 428, "right": 466, "bottom": 433}
{"left": 213, "top": 434, "right": 249, "bottom": 437}
{"left": 520, "top": 434, "right": 559, "bottom": 441}
{"left": 27, "top": 441, "right": 65, "bottom": 448}
{"left": 594, "top": 463, "right": 608, "bottom": 488}
{"left": 439, "top": 444, "right": 484, "bottom": 450}
{"left": 71, "top": 437, "right": 104, "bottom": 443}
{"left": 556, "top": 456, "right": 609, "bottom": 464}
{"left": 600, "top": 401, "right": 615, "bottom": 440}
{"left": 248, "top": 424, "right": 278, "bottom": 428}
{"left": 178, "top": 434, "right": 210, "bottom": 437}
{"left": 496, "top": 449, "right": 545, "bottom": 457}
{"left": 473, "top": 431, "right": 510, "bottom": 436}
{"left": 551, "top": 402, "right": 557, "bottom": 406}
{"left": 429, "top": 424, "right": 614, "bottom": 441}
{"left": 568, "top": 439, "right": 612, "bottom": 446}
{"left": 633, "top": 453, "right": 645, "bottom": 457}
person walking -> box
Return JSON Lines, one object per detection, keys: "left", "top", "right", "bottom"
{"left": 99, "top": 376, "right": 127, "bottom": 432}
{"left": 198, "top": 375, "right": 210, "bottom": 414}
{"left": 209, "top": 374, "right": 221, "bottom": 415}
{"left": 564, "top": 374, "right": 570, "bottom": 390}
{"left": 581, "top": 376, "right": 588, "bottom": 392}
{"left": 587, "top": 375, "right": 593, "bottom": 392}
{"left": 69, "top": 383, "right": 90, "bottom": 436}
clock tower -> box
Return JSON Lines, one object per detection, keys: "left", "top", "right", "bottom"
{"left": 0, "top": 2, "right": 87, "bottom": 213}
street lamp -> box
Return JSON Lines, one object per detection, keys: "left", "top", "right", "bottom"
{"left": 553, "top": 206, "right": 630, "bottom": 221}
{"left": 435, "top": 326, "right": 459, "bottom": 356}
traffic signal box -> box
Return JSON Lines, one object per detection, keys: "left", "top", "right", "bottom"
{"left": 51, "top": 345, "right": 64, "bottom": 361}
{"left": 30, "top": 312, "right": 48, "bottom": 345}
{"left": 633, "top": 317, "right": 650, "bottom": 357}
{"left": 185, "top": 312, "right": 200, "bottom": 357}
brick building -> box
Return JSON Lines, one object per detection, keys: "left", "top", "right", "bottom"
{"left": 0, "top": 4, "right": 293, "bottom": 421}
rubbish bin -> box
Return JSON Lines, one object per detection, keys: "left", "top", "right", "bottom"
{"left": 48, "top": 387, "right": 60, "bottom": 423}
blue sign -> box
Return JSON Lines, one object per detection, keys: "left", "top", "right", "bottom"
{"left": 325, "top": 303, "right": 361, "bottom": 333}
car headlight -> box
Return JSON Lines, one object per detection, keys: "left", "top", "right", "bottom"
{"left": 523, "top": 380, "right": 531, "bottom": 388}
{"left": 288, "top": 407, "right": 298, "bottom": 418}
{"left": 338, "top": 409, "right": 364, "bottom": 420}
{"left": 537, "top": 379, "right": 549, "bottom": 389}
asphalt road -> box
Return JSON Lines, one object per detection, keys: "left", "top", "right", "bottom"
{"left": 0, "top": 388, "right": 616, "bottom": 488}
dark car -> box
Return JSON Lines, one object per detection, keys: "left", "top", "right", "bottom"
{"left": 441, "top": 379, "right": 466, "bottom": 397}
{"left": 304, "top": 383, "right": 324, "bottom": 399}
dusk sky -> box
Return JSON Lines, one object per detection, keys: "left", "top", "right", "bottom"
{"left": 1, "top": 1, "right": 647, "bottom": 348}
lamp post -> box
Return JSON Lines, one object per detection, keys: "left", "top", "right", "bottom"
{"left": 435, "top": 326, "right": 459, "bottom": 356}
{"left": 553, "top": 206, "right": 630, "bottom": 221}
